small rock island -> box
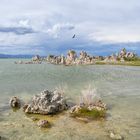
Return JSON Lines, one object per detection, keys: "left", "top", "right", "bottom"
{"left": 23, "top": 89, "right": 68, "bottom": 115}
{"left": 70, "top": 99, "right": 106, "bottom": 121}
{"left": 70, "top": 87, "right": 107, "bottom": 121}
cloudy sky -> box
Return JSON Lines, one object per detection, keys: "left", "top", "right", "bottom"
{"left": 0, "top": 0, "right": 140, "bottom": 55}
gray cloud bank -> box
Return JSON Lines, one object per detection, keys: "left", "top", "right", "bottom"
{"left": 0, "top": 27, "right": 35, "bottom": 35}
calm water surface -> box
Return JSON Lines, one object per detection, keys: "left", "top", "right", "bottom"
{"left": 0, "top": 59, "right": 140, "bottom": 140}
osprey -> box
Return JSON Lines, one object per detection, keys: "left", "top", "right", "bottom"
{"left": 72, "top": 34, "right": 76, "bottom": 38}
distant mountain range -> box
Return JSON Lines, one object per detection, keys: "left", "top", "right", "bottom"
{"left": 0, "top": 54, "right": 34, "bottom": 58}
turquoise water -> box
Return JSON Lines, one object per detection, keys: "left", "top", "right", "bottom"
{"left": 0, "top": 59, "right": 140, "bottom": 140}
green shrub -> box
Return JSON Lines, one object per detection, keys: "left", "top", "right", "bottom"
{"left": 71, "top": 108, "right": 106, "bottom": 119}
{"left": 95, "top": 61, "right": 106, "bottom": 65}
{"left": 124, "top": 57, "right": 140, "bottom": 61}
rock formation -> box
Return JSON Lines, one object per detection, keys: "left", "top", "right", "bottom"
{"left": 32, "top": 55, "right": 41, "bottom": 61}
{"left": 109, "top": 131, "right": 123, "bottom": 140}
{"left": 15, "top": 48, "right": 138, "bottom": 66}
{"left": 70, "top": 100, "right": 106, "bottom": 113}
{"left": 70, "top": 100, "right": 107, "bottom": 120}
{"left": 9, "top": 97, "right": 21, "bottom": 108}
{"left": 104, "top": 54, "right": 117, "bottom": 63}
{"left": 65, "top": 50, "right": 77, "bottom": 65}
{"left": 23, "top": 89, "right": 68, "bottom": 115}
{"left": 46, "top": 50, "right": 98, "bottom": 65}
{"left": 118, "top": 48, "right": 136, "bottom": 59}
{"left": 67, "top": 50, "right": 77, "bottom": 61}
{"left": 37, "top": 120, "right": 50, "bottom": 128}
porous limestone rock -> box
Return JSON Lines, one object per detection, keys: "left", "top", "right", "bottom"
{"left": 9, "top": 97, "right": 21, "bottom": 108}
{"left": 37, "top": 120, "right": 50, "bottom": 128}
{"left": 23, "top": 89, "right": 68, "bottom": 115}
{"left": 109, "top": 131, "right": 123, "bottom": 140}
{"left": 70, "top": 100, "right": 106, "bottom": 114}
{"left": 70, "top": 100, "right": 107, "bottom": 121}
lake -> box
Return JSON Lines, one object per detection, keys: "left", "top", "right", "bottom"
{"left": 0, "top": 59, "right": 140, "bottom": 140}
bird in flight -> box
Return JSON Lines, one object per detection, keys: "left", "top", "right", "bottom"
{"left": 72, "top": 34, "right": 76, "bottom": 38}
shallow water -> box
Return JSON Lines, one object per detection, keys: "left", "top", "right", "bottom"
{"left": 0, "top": 59, "right": 140, "bottom": 140}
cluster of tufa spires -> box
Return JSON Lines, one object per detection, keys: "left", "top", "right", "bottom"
{"left": 43, "top": 48, "right": 137, "bottom": 65}
{"left": 15, "top": 48, "right": 138, "bottom": 65}
{"left": 45, "top": 50, "right": 104, "bottom": 65}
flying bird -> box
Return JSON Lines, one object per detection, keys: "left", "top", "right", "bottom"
{"left": 72, "top": 34, "right": 76, "bottom": 38}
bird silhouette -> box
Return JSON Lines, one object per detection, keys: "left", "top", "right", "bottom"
{"left": 72, "top": 34, "right": 76, "bottom": 38}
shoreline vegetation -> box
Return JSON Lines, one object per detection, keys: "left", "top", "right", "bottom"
{"left": 14, "top": 48, "right": 140, "bottom": 66}
{"left": 70, "top": 87, "right": 107, "bottom": 121}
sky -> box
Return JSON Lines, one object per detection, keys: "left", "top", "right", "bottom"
{"left": 0, "top": 0, "right": 140, "bottom": 55}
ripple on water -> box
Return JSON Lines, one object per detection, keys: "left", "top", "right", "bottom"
{"left": 0, "top": 60, "right": 140, "bottom": 140}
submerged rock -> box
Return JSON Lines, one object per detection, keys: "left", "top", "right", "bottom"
{"left": 75, "top": 117, "right": 90, "bottom": 123}
{"left": 37, "top": 120, "right": 50, "bottom": 128}
{"left": 9, "top": 97, "right": 20, "bottom": 108}
{"left": 30, "top": 117, "right": 39, "bottom": 121}
{"left": 109, "top": 132, "right": 123, "bottom": 140}
{"left": 23, "top": 89, "right": 68, "bottom": 115}
{"left": 0, "top": 136, "right": 8, "bottom": 140}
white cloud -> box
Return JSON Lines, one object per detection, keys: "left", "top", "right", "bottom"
{"left": 88, "top": 24, "right": 140, "bottom": 43}
{"left": 18, "top": 19, "right": 30, "bottom": 27}
{"left": 47, "top": 23, "right": 75, "bottom": 38}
